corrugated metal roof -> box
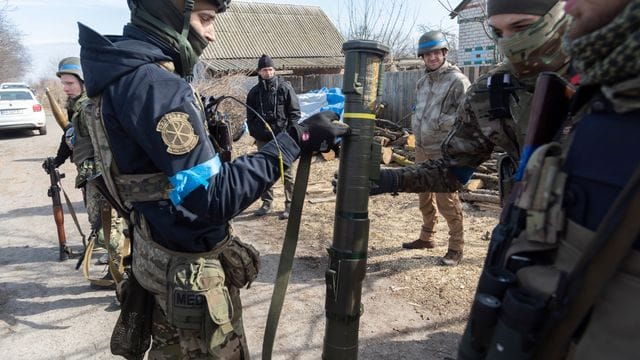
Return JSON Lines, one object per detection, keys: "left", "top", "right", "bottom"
{"left": 201, "top": 1, "right": 345, "bottom": 72}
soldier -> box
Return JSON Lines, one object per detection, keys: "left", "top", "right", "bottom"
{"left": 246, "top": 54, "right": 301, "bottom": 220}
{"left": 370, "top": 0, "right": 572, "bottom": 206}
{"left": 458, "top": 0, "right": 640, "bottom": 358}
{"left": 45, "top": 57, "right": 124, "bottom": 285}
{"left": 78, "top": 0, "right": 347, "bottom": 358}
{"left": 402, "top": 31, "right": 471, "bottom": 267}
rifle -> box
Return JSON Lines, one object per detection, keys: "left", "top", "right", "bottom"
{"left": 458, "top": 72, "right": 576, "bottom": 359}
{"left": 43, "top": 157, "right": 72, "bottom": 261}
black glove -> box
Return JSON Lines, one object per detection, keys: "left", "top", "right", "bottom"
{"left": 288, "top": 110, "right": 350, "bottom": 153}
{"left": 369, "top": 168, "right": 401, "bottom": 196}
{"left": 332, "top": 168, "right": 401, "bottom": 196}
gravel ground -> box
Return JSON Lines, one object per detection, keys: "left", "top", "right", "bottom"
{"left": 0, "top": 115, "right": 498, "bottom": 359}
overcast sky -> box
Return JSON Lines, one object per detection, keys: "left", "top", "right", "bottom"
{"left": 5, "top": 0, "right": 459, "bottom": 82}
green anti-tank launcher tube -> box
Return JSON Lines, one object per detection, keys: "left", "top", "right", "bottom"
{"left": 322, "top": 39, "right": 389, "bottom": 360}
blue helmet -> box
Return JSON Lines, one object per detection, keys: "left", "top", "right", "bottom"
{"left": 417, "top": 31, "right": 449, "bottom": 57}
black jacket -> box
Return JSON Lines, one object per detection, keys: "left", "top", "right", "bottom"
{"left": 246, "top": 76, "right": 301, "bottom": 142}
{"left": 78, "top": 23, "right": 300, "bottom": 252}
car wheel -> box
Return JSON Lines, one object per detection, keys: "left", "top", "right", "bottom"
{"left": 38, "top": 125, "right": 47, "bottom": 135}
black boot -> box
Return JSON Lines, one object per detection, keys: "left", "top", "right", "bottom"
{"left": 278, "top": 203, "right": 291, "bottom": 220}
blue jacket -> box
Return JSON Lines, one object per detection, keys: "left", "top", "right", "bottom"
{"left": 79, "top": 23, "right": 301, "bottom": 252}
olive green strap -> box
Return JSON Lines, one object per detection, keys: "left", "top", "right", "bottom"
{"left": 262, "top": 151, "right": 313, "bottom": 359}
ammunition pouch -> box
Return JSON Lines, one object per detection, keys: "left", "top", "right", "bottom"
{"left": 218, "top": 236, "right": 261, "bottom": 289}
{"left": 166, "top": 256, "right": 235, "bottom": 351}
{"left": 131, "top": 213, "right": 230, "bottom": 297}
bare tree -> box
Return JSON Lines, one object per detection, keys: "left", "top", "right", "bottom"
{"left": 338, "top": 0, "right": 419, "bottom": 61}
{"left": 0, "top": 3, "right": 31, "bottom": 82}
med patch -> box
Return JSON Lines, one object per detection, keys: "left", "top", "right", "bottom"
{"left": 156, "top": 112, "right": 199, "bottom": 155}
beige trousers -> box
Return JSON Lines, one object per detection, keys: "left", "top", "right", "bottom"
{"left": 416, "top": 148, "right": 464, "bottom": 252}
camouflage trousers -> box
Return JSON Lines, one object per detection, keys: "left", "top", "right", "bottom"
{"left": 84, "top": 181, "right": 125, "bottom": 263}
{"left": 256, "top": 140, "right": 294, "bottom": 207}
{"left": 148, "top": 284, "right": 249, "bottom": 359}
{"left": 415, "top": 148, "right": 464, "bottom": 251}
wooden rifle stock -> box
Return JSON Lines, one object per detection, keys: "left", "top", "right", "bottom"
{"left": 44, "top": 157, "right": 69, "bottom": 261}
{"left": 45, "top": 87, "right": 69, "bottom": 130}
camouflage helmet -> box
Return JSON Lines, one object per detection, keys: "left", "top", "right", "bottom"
{"left": 56, "top": 57, "right": 84, "bottom": 82}
{"left": 417, "top": 31, "right": 449, "bottom": 57}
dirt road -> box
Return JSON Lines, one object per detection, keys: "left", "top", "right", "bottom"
{"left": 0, "top": 114, "right": 499, "bottom": 359}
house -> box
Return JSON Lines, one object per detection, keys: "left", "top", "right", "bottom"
{"left": 449, "top": 0, "right": 498, "bottom": 81}
{"left": 200, "top": 1, "right": 345, "bottom": 79}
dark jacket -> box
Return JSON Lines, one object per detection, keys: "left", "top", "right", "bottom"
{"left": 246, "top": 76, "right": 301, "bottom": 142}
{"left": 78, "top": 23, "right": 301, "bottom": 252}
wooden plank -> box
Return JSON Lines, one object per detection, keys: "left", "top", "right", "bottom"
{"left": 307, "top": 196, "right": 336, "bottom": 204}
{"left": 464, "top": 179, "right": 484, "bottom": 191}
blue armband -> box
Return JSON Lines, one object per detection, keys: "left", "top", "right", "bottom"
{"left": 168, "top": 155, "right": 222, "bottom": 206}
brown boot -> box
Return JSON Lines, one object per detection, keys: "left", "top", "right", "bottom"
{"left": 440, "top": 249, "right": 463, "bottom": 266}
{"left": 402, "top": 239, "right": 436, "bottom": 249}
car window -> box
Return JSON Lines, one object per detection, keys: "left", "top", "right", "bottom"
{"left": 0, "top": 91, "right": 34, "bottom": 101}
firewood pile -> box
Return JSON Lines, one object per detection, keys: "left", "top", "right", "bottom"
{"left": 370, "top": 118, "right": 504, "bottom": 211}
{"left": 373, "top": 118, "right": 416, "bottom": 166}
{"left": 460, "top": 152, "right": 503, "bottom": 211}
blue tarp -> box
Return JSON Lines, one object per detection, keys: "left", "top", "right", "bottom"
{"left": 298, "top": 87, "right": 345, "bottom": 121}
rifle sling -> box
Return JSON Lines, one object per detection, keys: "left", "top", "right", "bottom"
{"left": 262, "top": 151, "right": 313, "bottom": 360}
{"left": 60, "top": 182, "right": 86, "bottom": 248}
{"left": 534, "top": 165, "right": 640, "bottom": 359}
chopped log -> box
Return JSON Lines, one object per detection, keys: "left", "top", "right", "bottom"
{"left": 471, "top": 189, "right": 500, "bottom": 196}
{"left": 393, "top": 149, "right": 415, "bottom": 163}
{"left": 472, "top": 173, "right": 499, "bottom": 188}
{"left": 374, "top": 118, "right": 403, "bottom": 132}
{"left": 374, "top": 127, "right": 404, "bottom": 141}
{"left": 392, "top": 152, "right": 414, "bottom": 166}
{"left": 464, "top": 179, "right": 484, "bottom": 191}
{"left": 389, "top": 133, "right": 415, "bottom": 148}
{"left": 321, "top": 150, "right": 336, "bottom": 161}
{"left": 373, "top": 136, "right": 391, "bottom": 147}
{"left": 459, "top": 192, "right": 501, "bottom": 204}
{"left": 406, "top": 134, "right": 415, "bottom": 148}
{"left": 381, "top": 146, "right": 393, "bottom": 165}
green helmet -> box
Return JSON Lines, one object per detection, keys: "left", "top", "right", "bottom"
{"left": 56, "top": 57, "right": 84, "bottom": 82}
{"left": 417, "top": 31, "right": 449, "bottom": 57}
{"left": 128, "top": 0, "right": 231, "bottom": 79}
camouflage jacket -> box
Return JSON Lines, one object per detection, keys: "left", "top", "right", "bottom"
{"left": 396, "top": 62, "right": 548, "bottom": 193}
{"left": 412, "top": 61, "right": 470, "bottom": 156}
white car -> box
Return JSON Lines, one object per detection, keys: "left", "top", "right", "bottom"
{"left": 0, "top": 88, "right": 47, "bottom": 135}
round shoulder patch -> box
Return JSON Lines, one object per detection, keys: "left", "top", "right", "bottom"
{"left": 156, "top": 112, "right": 199, "bottom": 155}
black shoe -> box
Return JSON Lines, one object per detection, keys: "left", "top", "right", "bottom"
{"left": 254, "top": 202, "right": 271, "bottom": 216}
{"left": 440, "top": 249, "right": 463, "bottom": 266}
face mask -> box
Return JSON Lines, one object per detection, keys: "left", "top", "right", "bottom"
{"left": 496, "top": 2, "right": 571, "bottom": 82}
